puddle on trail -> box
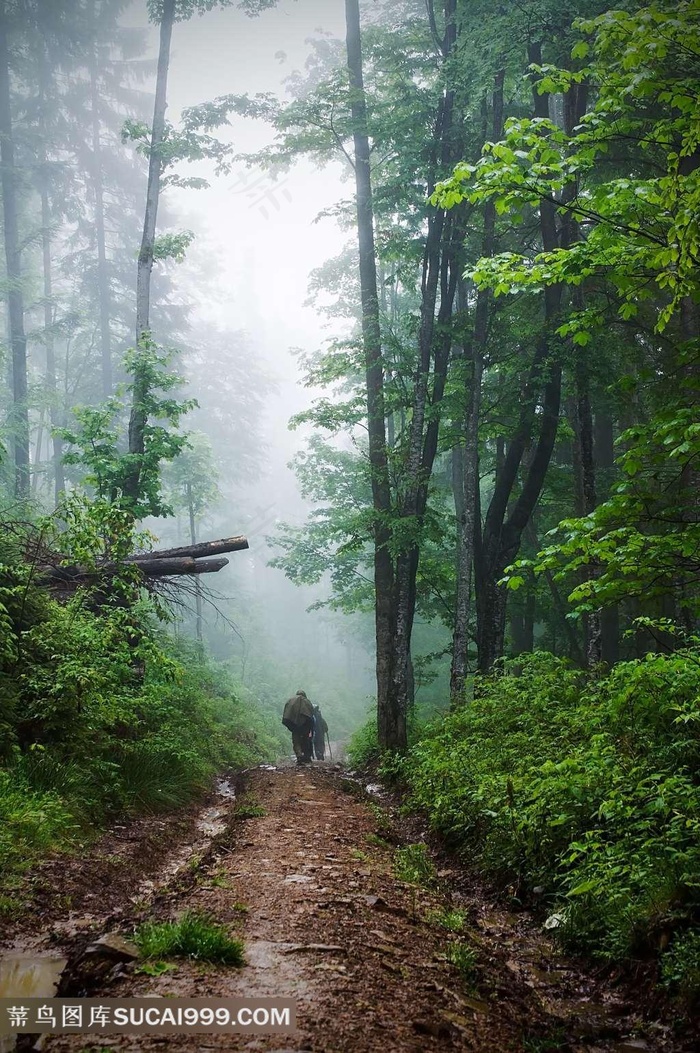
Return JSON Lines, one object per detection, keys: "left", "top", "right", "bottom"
{"left": 130, "top": 783, "right": 235, "bottom": 902}
{"left": 0, "top": 953, "right": 67, "bottom": 998}
{"left": 196, "top": 806, "right": 227, "bottom": 838}
{"left": 0, "top": 954, "right": 67, "bottom": 1052}
{"left": 216, "top": 776, "right": 237, "bottom": 798}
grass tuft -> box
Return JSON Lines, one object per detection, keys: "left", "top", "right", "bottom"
{"left": 445, "top": 941, "right": 478, "bottom": 983}
{"left": 393, "top": 843, "right": 436, "bottom": 887}
{"left": 134, "top": 910, "right": 245, "bottom": 966}
{"left": 426, "top": 907, "right": 467, "bottom": 932}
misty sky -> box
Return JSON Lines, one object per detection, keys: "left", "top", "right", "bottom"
{"left": 124, "top": 0, "right": 357, "bottom": 533}
{"left": 131, "top": 0, "right": 351, "bottom": 383}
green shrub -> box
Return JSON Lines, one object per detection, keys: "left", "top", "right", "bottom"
{"left": 347, "top": 716, "right": 379, "bottom": 768}
{"left": 134, "top": 910, "right": 245, "bottom": 965}
{"left": 393, "top": 843, "right": 436, "bottom": 886}
{"left": 403, "top": 651, "right": 700, "bottom": 997}
{"left": 0, "top": 520, "right": 279, "bottom": 893}
{"left": 661, "top": 930, "right": 700, "bottom": 1003}
{"left": 0, "top": 769, "right": 77, "bottom": 877}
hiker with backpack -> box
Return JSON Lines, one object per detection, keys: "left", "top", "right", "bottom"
{"left": 282, "top": 689, "right": 314, "bottom": 765}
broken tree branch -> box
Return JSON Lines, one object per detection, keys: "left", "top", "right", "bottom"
{"left": 129, "top": 536, "right": 248, "bottom": 561}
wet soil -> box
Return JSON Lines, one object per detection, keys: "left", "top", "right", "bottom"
{"left": 1, "top": 764, "right": 696, "bottom": 1053}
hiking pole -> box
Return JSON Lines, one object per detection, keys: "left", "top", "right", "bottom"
{"left": 326, "top": 730, "right": 333, "bottom": 761}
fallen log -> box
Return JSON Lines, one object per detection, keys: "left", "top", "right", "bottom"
{"left": 37, "top": 556, "right": 229, "bottom": 584}
{"left": 129, "top": 536, "right": 248, "bottom": 561}
{"left": 124, "top": 556, "right": 229, "bottom": 577}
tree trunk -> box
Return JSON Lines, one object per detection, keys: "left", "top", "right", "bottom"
{"left": 562, "top": 71, "right": 599, "bottom": 664}
{"left": 187, "top": 480, "right": 203, "bottom": 646}
{"left": 511, "top": 589, "right": 535, "bottom": 655}
{"left": 572, "top": 358, "right": 602, "bottom": 664}
{"left": 90, "top": 4, "right": 112, "bottom": 398}
{"left": 450, "top": 69, "right": 504, "bottom": 704}
{"left": 38, "top": 41, "right": 64, "bottom": 505}
{"left": 345, "top": 0, "right": 401, "bottom": 749}
{"left": 594, "top": 412, "right": 619, "bottom": 663}
{"left": 391, "top": 0, "right": 462, "bottom": 723}
{"left": 124, "top": 0, "right": 176, "bottom": 506}
{"left": 40, "top": 180, "right": 65, "bottom": 504}
{"left": 0, "top": 1, "right": 29, "bottom": 499}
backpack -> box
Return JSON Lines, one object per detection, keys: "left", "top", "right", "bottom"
{"left": 282, "top": 697, "right": 298, "bottom": 731}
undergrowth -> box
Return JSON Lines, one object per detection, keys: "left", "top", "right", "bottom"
{"left": 0, "top": 520, "right": 281, "bottom": 901}
{"left": 398, "top": 651, "right": 700, "bottom": 1003}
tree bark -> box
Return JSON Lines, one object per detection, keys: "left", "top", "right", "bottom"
{"left": 345, "top": 0, "right": 400, "bottom": 749}
{"left": 124, "top": 0, "right": 176, "bottom": 506}
{"left": 0, "top": 0, "right": 29, "bottom": 499}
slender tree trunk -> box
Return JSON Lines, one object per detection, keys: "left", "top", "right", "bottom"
{"left": 511, "top": 590, "right": 535, "bottom": 654}
{"left": 594, "top": 412, "right": 620, "bottom": 663}
{"left": 561, "top": 70, "right": 599, "bottom": 664}
{"left": 572, "top": 357, "right": 602, "bottom": 664}
{"left": 32, "top": 408, "right": 45, "bottom": 493}
{"left": 450, "top": 69, "right": 504, "bottom": 704}
{"left": 40, "top": 181, "right": 65, "bottom": 503}
{"left": 391, "top": 0, "right": 462, "bottom": 723}
{"left": 124, "top": 0, "right": 176, "bottom": 506}
{"left": 186, "top": 481, "right": 203, "bottom": 647}
{"left": 345, "top": 0, "right": 400, "bottom": 749}
{"left": 37, "top": 40, "right": 64, "bottom": 504}
{"left": 90, "top": 5, "right": 112, "bottom": 397}
{"left": 0, "top": 1, "right": 29, "bottom": 499}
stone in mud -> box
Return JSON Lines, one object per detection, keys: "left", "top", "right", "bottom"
{"left": 84, "top": 933, "right": 139, "bottom": 962}
{"left": 363, "top": 894, "right": 405, "bottom": 915}
{"left": 412, "top": 1017, "right": 453, "bottom": 1040}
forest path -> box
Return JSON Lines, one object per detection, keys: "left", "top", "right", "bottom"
{"left": 4, "top": 765, "right": 683, "bottom": 1053}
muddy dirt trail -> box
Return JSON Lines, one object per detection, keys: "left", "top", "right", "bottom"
{"left": 2, "top": 764, "right": 694, "bottom": 1053}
